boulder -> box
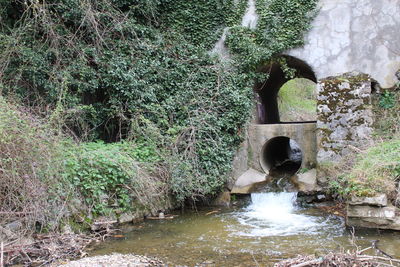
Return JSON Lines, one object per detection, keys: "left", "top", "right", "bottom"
{"left": 118, "top": 213, "right": 135, "bottom": 224}
{"left": 349, "top": 194, "right": 388, "bottom": 207}
{"left": 347, "top": 216, "right": 400, "bottom": 231}
{"left": 91, "top": 215, "right": 118, "bottom": 231}
{"left": 291, "top": 169, "right": 320, "bottom": 193}
{"left": 212, "top": 191, "right": 231, "bottom": 207}
{"left": 347, "top": 205, "right": 396, "bottom": 220}
{"left": 231, "top": 168, "right": 267, "bottom": 194}
{"left": 346, "top": 204, "right": 400, "bottom": 230}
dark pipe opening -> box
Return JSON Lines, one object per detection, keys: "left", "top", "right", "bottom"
{"left": 260, "top": 136, "right": 302, "bottom": 176}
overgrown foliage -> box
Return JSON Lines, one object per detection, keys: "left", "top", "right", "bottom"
{"left": 226, "top": 0, "right": 318, "bottom": 73}
{"left": 0, "top": 0, "right": 318, "bottom": 209}
{"left": 373, "top": 90, "right": 400, "bottom": 139}
{"left": 0, "top": 97, "right": 72, "bottom": 236}
{"left": 63, "top": 141, "right": 170, "bottom": 215}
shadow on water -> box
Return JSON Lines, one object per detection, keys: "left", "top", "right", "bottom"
{"left": 91, "top": 195, "right": 400, "bottom": 266}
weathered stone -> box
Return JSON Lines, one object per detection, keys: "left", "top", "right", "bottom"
{"left": 316, "top": 72, "right": 374, "bottom": 163}
{"left": 347, "top": 216, "right": 400, "bottom": 231}
{"left": 0, "top": 225, "right": 17, "bottom": 239}
{"left": 291, "top": 169, "right": 320, "bottom": 193}
{"left": 5, "top": 220, "right": 23, "bottom": 232}
{"left": 231, "top": 168, "right": 266, "bottom": 194}
{"left": 212, "top": 191, "right": 231, "bottom": 207}
{"left": 346, "top": 204, "right": 400, "bottom": 230}
{"left": 349, "top": 194, "right": 388, "bottom": 207}
{"left": 91, "top": 215, "right": 118, "bottom": 231}
{"left": 118, "top": 213, "right": 135, "bottom": 224}
{"left": 288, "top": 0, "right": 400, "bottom": 89}
{"left": 347, "top": 205, "right": 396, "bottom": 220}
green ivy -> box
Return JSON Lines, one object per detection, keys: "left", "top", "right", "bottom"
{"left": 63, "top": 141, "right": 164, "bottom": 215}
{"left": 0, "top": 0, "right": 318, "bottom": 204}
{"left": 226, "top": 0, "right": 318, "bottom": 73}
{"left": 159, "top": 0, "right": 248, "bottom": 49}
{"left": 379, "top": 91, "right": 396, "bottom": 109}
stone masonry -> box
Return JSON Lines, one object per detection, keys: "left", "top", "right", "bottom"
{"left": 316, "top": 72, "right": 374, "bottom": 163}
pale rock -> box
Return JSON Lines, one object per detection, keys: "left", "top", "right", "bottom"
{"left": 118, "top": 213, "right": 135, "bottom": 224}
{"left": 347, "top": 205, "right": 396, "bottom": 219}
{"left": 349, "top": 194, "right": 388, "bottom": 207}
{"left": 346, "top": 204, "right": 400, "bottom": 230}
{"left": 231, "top": 168, "right": 266, "bottom": 194}
{"left": 291, "top": 169, "right": 320, "bottom": 193}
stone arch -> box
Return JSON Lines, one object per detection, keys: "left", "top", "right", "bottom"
{"left": 255, "top": 55, "right": 317, "bottom": 124}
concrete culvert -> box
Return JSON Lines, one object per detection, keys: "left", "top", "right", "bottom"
{"left": 260, "top": 136, "right": 302, "bottom": 176}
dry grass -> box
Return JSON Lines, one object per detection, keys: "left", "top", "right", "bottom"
{"left": 0, "top": 97, "right": 72, "bottom": 242}
{"left": 325, "top": 138, "right": 399, "bottom": 202}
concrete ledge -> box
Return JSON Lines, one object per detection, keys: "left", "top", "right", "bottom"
{"left": 231, "top": 168, "right": 266, "bottom": 194}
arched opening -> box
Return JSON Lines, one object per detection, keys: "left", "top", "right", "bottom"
{"left": 260, "top": 136, "right": 302, "bottom": 176}
{"left": 255, "top": 55, "right": 317, "bottom": 124}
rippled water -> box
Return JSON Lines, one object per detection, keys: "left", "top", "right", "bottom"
{"left": 92, "top": 193, "right": 400, "bottom": 266}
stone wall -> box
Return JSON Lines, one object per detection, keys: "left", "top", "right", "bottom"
{"left": 316, "top": 72, "right": 374, "bottom": 163}
{"left": 288, "top": 0, "right": 400, "bottom": 88}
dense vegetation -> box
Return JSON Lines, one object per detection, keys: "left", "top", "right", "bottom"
{"left": 0, "top": 0, "right": 318, "bottom": 233}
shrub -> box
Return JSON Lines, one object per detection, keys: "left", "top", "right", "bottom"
{"left": 0, "top": 97, "right": 72, "bottom": 236}
{"left": 63, "top": 141, "right": 170, "bottom": 215}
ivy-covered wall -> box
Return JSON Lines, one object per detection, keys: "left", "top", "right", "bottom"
{"left": 0, "top": 0, "right": 318, "bottom": 204}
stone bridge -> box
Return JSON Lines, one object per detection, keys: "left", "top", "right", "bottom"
{"left": 226, "top": 0, "right": 400, "bottom": 194}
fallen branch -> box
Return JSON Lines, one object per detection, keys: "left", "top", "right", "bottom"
{"left": 92, "top": 220, "right": 118, "bottom": 225}
{"left": 205, "top": 210, "right": 220, "bottom": 216}
{"left": 357, "top": 255, "right": 400, "bottom": 263}
{"left": 275, "top": 249, "right": 400, "bottom": 267}
{"left": 3, "top": 230, "right": 116, "bottom": 266}
{"left": 292, "top": 259, "right": 322, "bottom": 267}
{"left": 146, "top": 215, "right": 177, "bottom": 220}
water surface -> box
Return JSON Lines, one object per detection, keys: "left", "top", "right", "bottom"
{"left": 93, "top": 193, "right": 400, "bottom": 266}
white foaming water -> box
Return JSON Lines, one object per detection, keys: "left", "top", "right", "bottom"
{"left": 235, "top": 192, "right": 329, "bottom": 237}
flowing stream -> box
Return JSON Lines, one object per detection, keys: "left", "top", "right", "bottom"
{"left": 92, "top": 193, "right": 400, "bottom": 266}
{"left": 234, "top": 192, "right": 331, "bottom": 237}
